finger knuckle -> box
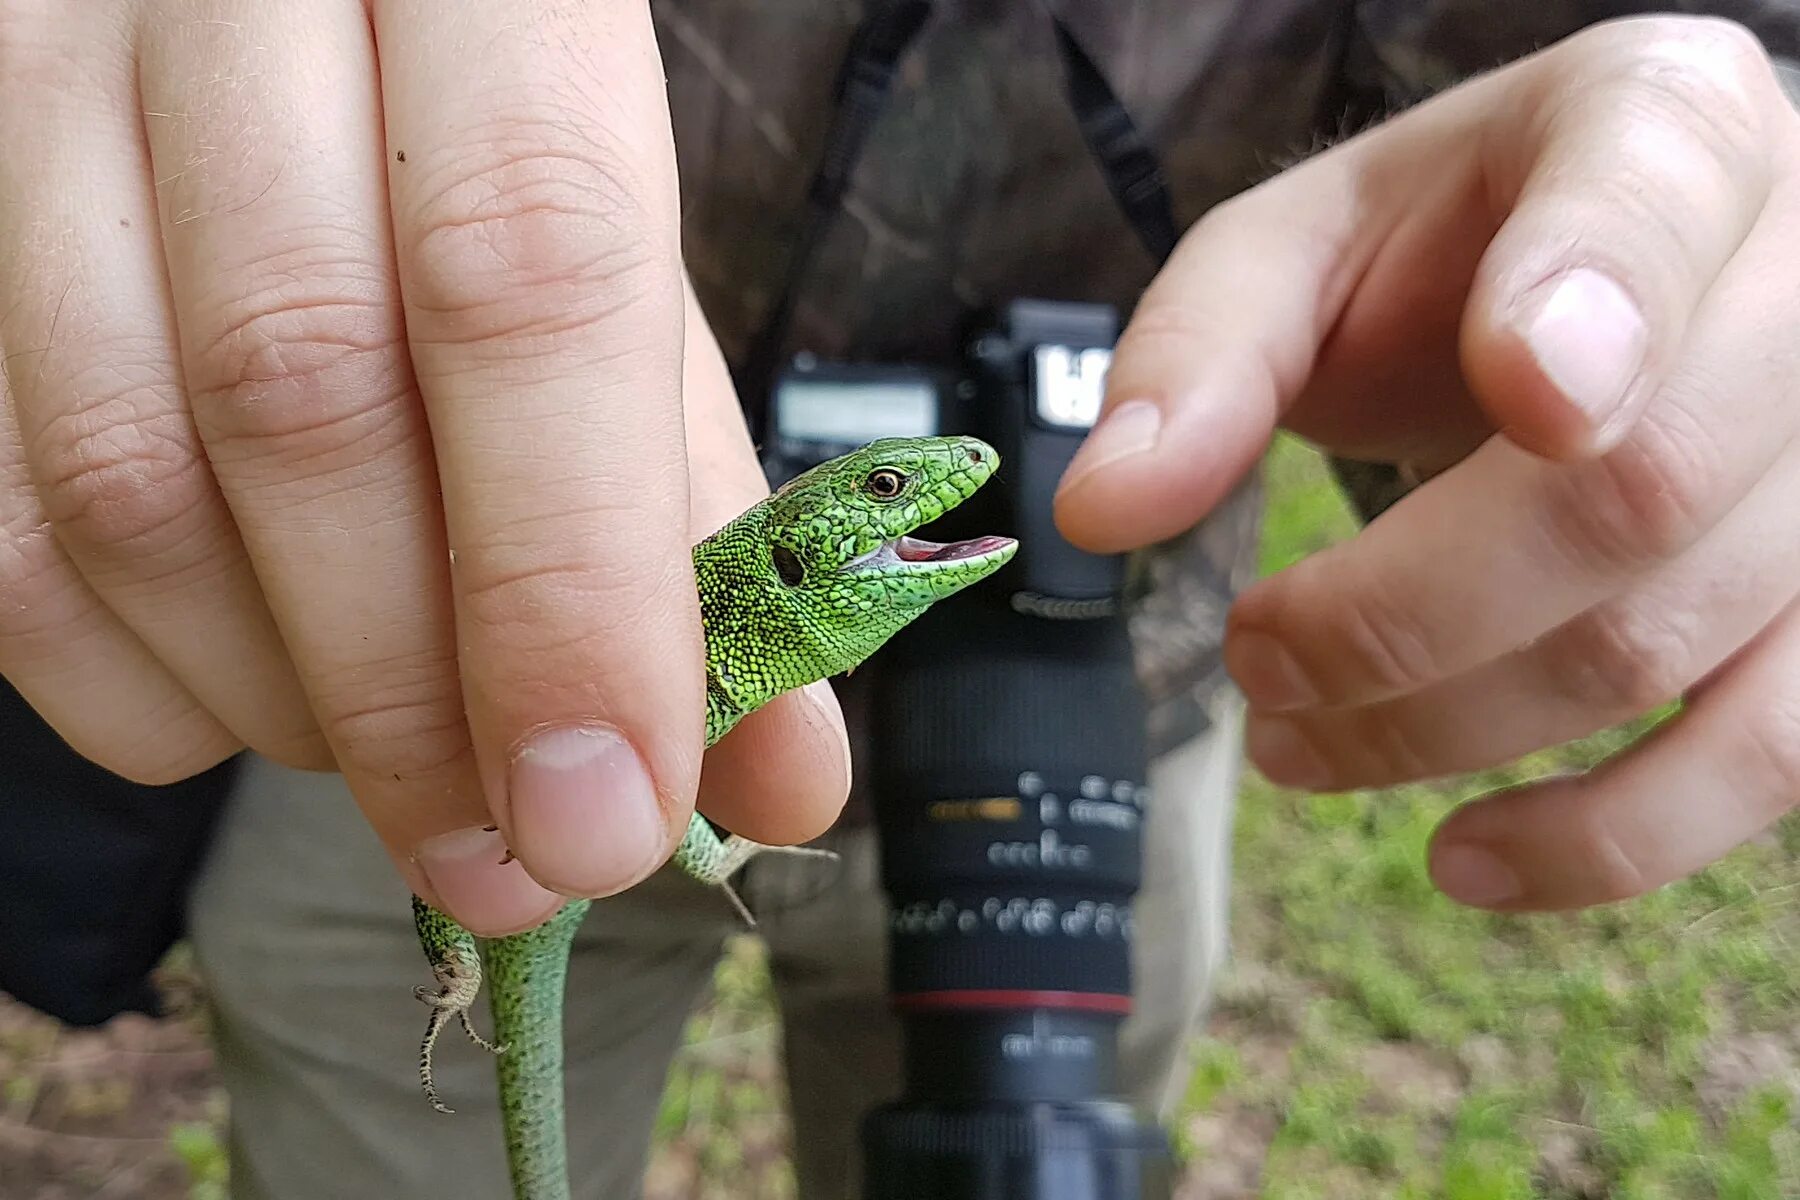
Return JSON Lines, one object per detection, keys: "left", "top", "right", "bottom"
{"left": 0, "top": 517, "right": 80, "bottom": 640}
{"left": 30, "top": 375, "right": 216, "bottom": 556}
{"left": 1545, "top": 409, "right": 1721, "bottom": 574}
{"left": 1329, "top": 571, "right": 1444, "bottom": 697}
{"left": 1116, "top": 300, "right": 1217, "bottom": 353}
{"left": 1605, "top": 14, "right": 1769, "bottom": 80}
{"left": 322, "top": 679, "right": 473, "bottom": 785}
{"left": 1602, "top": 16, "right": 1773, "bottom": 164}
{"left": 252, "top": 726, "right": 337, "bottom": 773}
{"left": 403, "top": 119, "right": 671, "bottom": 348}
{"left": 1345, "top": 707, "right": 1435, "bottom": 784}
{"left": 25, "top": 690, "right": 242, "bottom": 787}
{"left": 456, "top": 547, "right": 683, "bottom": 676}
{"left": 1559, "top": 162, "right": 1726, "bottom": 297}
{"left": 186, "top": 251, "right": 415, "bottom": 469}
{"left": 1573, "top": 810, "right": 1653, "bottom": 904}
{"left": 1740, "top": 693, "right": 1800, "bottom": 801}
{"left": 108, "top": 720, "right": 242, "bottom": 787}
{"left": 1550, "top": 601, "right": 1698, "bottom": 714}
{"left": 1118, "top": 300, "right": 1305, "bottom": 412}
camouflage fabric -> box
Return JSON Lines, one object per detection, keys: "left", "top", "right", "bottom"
{"left": 652, "top": 0, "right": 1800, "bottom": 773}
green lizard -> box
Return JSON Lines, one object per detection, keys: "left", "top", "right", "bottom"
{"left": 409, "top": 435, "right": 1018, "bottom": 1200}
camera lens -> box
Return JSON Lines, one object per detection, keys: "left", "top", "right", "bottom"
{"left": 862, "top": 599, "right": 1173, "bottom": 1200}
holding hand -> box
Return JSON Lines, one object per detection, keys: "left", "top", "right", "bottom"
{"left": 0, "top": 1, "right": 851, "bottom": 936}
{"left": 1056, "top": 16, "right": 1800, "bottom": 912}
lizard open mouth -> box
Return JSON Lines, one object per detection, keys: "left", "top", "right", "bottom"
{"left": 849, "top": 533, "right": 1016, "bottom": 572}
{"left": 894, "top": 534, "right": 1014, "bottom": 563}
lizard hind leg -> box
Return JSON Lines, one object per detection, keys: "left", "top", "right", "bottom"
{"left": 410, "top": 896, "right": 505, "bottom": 1115}
{"left": 458, "top": 1010, "right": 506, "bottom": 1054}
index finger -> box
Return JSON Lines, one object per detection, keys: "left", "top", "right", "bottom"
{"left": 376, "top": 0, "right": 699, "bottom": 899}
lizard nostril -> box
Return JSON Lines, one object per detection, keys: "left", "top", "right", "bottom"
{"left": 966, "top": 445, "right": 984, "bottom": 464}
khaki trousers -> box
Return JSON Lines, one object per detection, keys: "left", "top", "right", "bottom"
{"left": 187, "top": 693, "right": 1243, "bottom": 1200}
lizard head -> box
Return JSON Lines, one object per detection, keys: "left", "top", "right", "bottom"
{"left": 762, "top": 435, "right": 1018, "bottom": 626}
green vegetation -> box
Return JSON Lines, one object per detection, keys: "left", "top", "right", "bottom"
{"left": 1168, "top": 436, "right": 1800, "bottom": 1197}
{"left": 170, "top": 1118, "right": 228, "bottom": 1200}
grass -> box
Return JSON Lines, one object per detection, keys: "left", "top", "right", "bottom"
{"left": 648, "top": 938, "right": 797, "bottom": 1199}
{"left": 169, "top": 1119, "right": 228, "bottom": 1200}
{"left": 1172, "top": 435, "right": 1800, "bottom": 1198}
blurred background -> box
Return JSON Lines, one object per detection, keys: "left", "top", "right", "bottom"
{"left": 3, "top": 436, "right": 1796, "bottom": 1199}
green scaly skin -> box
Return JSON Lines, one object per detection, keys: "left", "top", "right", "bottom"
{"left": 410, "top": 436, "right": 1018, "bottom": 1200}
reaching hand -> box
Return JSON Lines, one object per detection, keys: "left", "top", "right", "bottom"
{"left": 0, "top": 2, "right": 851, "bottom": 936}
{"left": 1055, "top": 16, "right": 1800, "bottom": 912}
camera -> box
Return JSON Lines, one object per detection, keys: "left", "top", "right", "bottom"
{"left": 762, "top": 300, "right": 1175, "bottom": 1200}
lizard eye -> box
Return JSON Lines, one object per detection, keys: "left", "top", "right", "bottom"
{"left": 866, "top": 468, "right": 906, "bottom": 499}
{"left": 772, "top": 544, "right": 805, "bottom": 587}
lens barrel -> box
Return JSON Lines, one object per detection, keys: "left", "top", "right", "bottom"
{"left": 861, "top": 599, "right": 1173, "bottom": 1199}
{"left": 861, "top": 1096, "right": 1172, "bottom": 1200}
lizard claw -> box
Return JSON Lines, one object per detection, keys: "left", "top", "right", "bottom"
{"left": 720, "top": 879, "right": 757, "bottom": 929}
{"left": 419, "top": 1004, "right": 459, "bottom": 1114}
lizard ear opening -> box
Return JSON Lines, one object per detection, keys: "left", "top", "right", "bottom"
{"left": 772, "top": 544, "right": 806, "bottom": 587}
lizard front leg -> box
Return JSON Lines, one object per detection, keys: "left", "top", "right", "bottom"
{"left": 670, "top": 813, "right": 838, "bottom": 926}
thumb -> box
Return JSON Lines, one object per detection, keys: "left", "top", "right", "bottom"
{"left": 1048, "top": 71, "right": 1487, "bottom": 554}
{"left": 1050, "top": 136, "right": 1399, "bottom": 554}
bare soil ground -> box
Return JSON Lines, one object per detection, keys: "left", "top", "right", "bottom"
{"left": 0, "top": 963, "right": 219, "bottom": 1200}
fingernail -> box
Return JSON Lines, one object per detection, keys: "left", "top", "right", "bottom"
{"left": 1431, "top": 842, "right": 1522, "bottom": 906}
{"left": 1058, "top": 399, "right": 1163, "bottom": 495}
{"left": 1227, "top": 630, "right": 1319, "bottom": 710}
{"left": 508, "top": 724, "right": 667, "bottom": 897}
{"left": 415, "top": 826, "right": 564, "bottom": 935}
{"left": 1244, "top": 713, "right": 1333, "bottom": 790}
{"left": 1519, "top": 268, "right": 1646, "bottom": 424}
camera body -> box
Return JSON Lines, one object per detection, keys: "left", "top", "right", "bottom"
{"left": 763, "top": 299, "right": 1124, "bottom": 612}
{"left": 762, "top": 300, "right": 1173, "bottom": 1200}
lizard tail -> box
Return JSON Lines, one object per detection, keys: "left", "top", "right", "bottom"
{"left": 483, "top": 899, "right": 591, "bottom": 1200}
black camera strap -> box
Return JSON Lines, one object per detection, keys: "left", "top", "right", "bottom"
{"left": 1049, "top": 19, "right": 1179, "bottom": 265}
{"left": 735, "top": 0, "right": 1178, "bottom": 444}
{"left": 732, "top": 0, "right": 936, "bottom": 438}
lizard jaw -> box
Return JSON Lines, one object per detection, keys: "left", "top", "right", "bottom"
{"left": 846, "top": 533, "right": 1016, "bottom": 574}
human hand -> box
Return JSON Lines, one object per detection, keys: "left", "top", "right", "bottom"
{"left": 0, "top": 2, "right": 850, "bottom": 935}
{"left": 1054, "top": 16, "right": 1800, "bottom": 911}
